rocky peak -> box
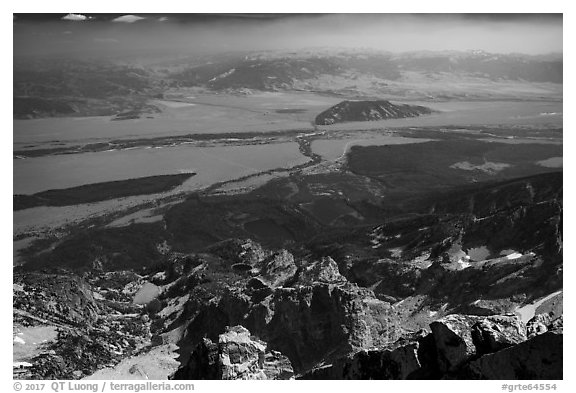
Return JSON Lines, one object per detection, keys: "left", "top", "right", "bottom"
{"left": 172, "top": 325, "right": 293, "bottom": 380}
{"left": 471, "top": 315, "right": 527, "bottom": 355}
{"left": 257, "top": 250, "right": 297, "bottom": 288}
{"left": 429, "top": 314, "right": 482, "bottom": 372}
{"left": 205, "top": 238, "right": 268, "bottom": 267}
{"left": 526, "top": 313, "right": 563, "bottom": 339}
{"left": 298, "top": 256, "right": 347, "bottom": 286}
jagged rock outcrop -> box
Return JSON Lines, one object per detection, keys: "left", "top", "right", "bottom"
{"left": 315, "top": 100, "right": 433, "bottom": 125}
{"left": 471, "top": 315, "right": 527, "bottom": 355}
{"left": 298, "top": 257, "right": 347, "bottom": 285}
{"left": 261, "top": 350, "right": 295, "bottom": 380}
{"left": 429, "top": 315, "right": 481, "bottom": 372}
{"left": 172, "top": 326, "right": 293, "bottom": 380}
{"left": 22, "top": 225, "right": 556, "bottom": 381}
{"left": 168, "top": 251, "right": 399, "bottom": 373}
{"left": 461, "top": 330, "right": 562, "bottom": 379}
{"left": 549, "top": 315, "right": 563, "bottom": 331}
{"left": 172, "top": 338, "right": 220, "bottom": 379}
{"left": 257, "top": 250, "right": 297, "bottom": 288}
{"left": 262, "top": 283, "right": 396, "bottom": 371}
{"left": 300, "top": 311, "right": 562, "bottom": 380}
{"left": 159, "top": 232, "right": 562, "bottom": 380}
{"left": 300, "top": 330, "right": 435, "bottom": 380}
{"left": 526, "top": 313, "right": 563, "bottom": 338}
{"left": 218, "top": 326, "right": 268, "bottom": 380}
{"left": 206, "top": 238, "right": 268, "bottom": 267}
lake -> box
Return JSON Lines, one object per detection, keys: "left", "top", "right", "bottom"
{"left": 14, "top": 142, "right": 309, "bottom": 194}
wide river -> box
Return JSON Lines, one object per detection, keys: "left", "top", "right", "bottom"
{"left": 13, "top": 99, "right": 562, "bottom": 146}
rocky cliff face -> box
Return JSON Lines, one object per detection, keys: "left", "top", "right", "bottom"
{"left": 156, "top": 227, "right": 562, "bottom": 380}
{"left": 314, "top": 100, "right": 433, "bottom": 125}
{"left": 157, "top": 248, "right": 400, "bottom": 373}
{"left": 300, "top": 330, "right": 432, "bottom": 379}
{"left": 461, "top": 330, "right": 562, "bottom": 380}
{"left": 14, "top": 230, "right": 563, "bottom": 380}
{"left": 300, "top": 312, "right": 562, "bottom": 380}
{"left": 172, "top": 326, "right": 293, "bottom": 380}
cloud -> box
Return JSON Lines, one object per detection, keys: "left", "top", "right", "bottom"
{"left": 112, "top": 15, "right": 146, "bottom": 24}
{"left": 13, "top": 14, "right": 563, "bottom": 58}
{"left": 61, "top": 13, "right": 89, "bottom": 22}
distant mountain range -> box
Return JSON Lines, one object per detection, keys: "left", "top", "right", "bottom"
{"left": 13, "top": 49, "right": 562, "bottom": 119}
{"left": 168, "top": 50, "right": 562, "bottom": 90}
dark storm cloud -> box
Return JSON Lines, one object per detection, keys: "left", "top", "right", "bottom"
{"left": 13, "top": 14, "right": 563, "bottom": 58}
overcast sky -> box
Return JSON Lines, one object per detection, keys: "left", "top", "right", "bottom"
{"left": 13, "top": 14, "right": 563, "bottom": 58}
